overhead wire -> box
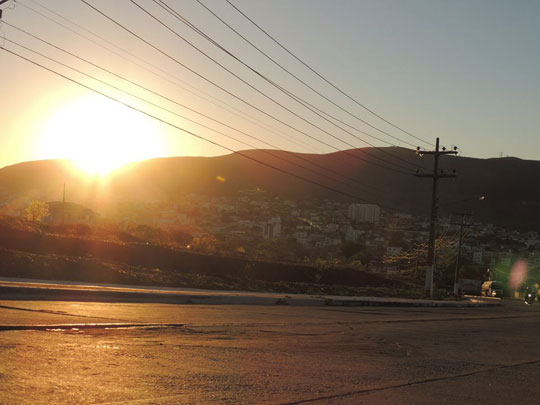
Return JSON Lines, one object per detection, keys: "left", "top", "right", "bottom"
{"left": 154, "top": 0, "right": 424, "bottom": 173}
{"left": 156, "top": 0, "right": 422, "bottom": 164}
{"left": 224, "top": 0, "right": 434, "bottom": 147}
{"left": 18, "top": 0, "right": 324, "bottom": 154}
{"left": 79, "top": 0, "right": 414, "bottom": 175}
{"left": 0, "top": 44, "right": 407, "bottom": 212}
{"left": 4, "top": 20, "right": 401, "bottom": 200}
{"left": 193, "top": 0, "right": 419, "bottom": 150}
{"left": 136, "top": 0, "right": 419, "bottom": 173}
{"left": 3, "top": 37, "right": 271, "bottom": 152}
{"left": 8, "top": 2, "right": 434, "bottom": 209}
{"left": 5, "top": 10, "right": 411, "bottom": 200}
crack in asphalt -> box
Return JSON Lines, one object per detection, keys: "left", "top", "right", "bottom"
{"left": 321, "top": 308, "right": 393, "bottom": 315}
{"left": 0, "top": 304, "right": 130, "bottom": 322}
{"left": 183, "top": 313, "right": 540, "bottom": 329}
{"left": 95, "top": 394, "right": 191, "bottom": 404}
{"left": 280, "top": 358, "right": 540, "bottom": 404}
{"left": 0, "top": 323, "right": 186, "bottom": 331}
{"left": 2, "top": 311, "right": 538, "bottom": 334}
{"left": 360, "top": 313, "right": 540, "bottom": 324}
{"left": 256, "top": 329, "right": 350, "bottom": 337}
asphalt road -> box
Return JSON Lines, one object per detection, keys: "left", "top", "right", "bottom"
{"left": 1, "top": 299, "right": 539, "bottom": 404}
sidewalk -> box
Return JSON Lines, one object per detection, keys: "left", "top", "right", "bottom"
{"left": 0, "top": 279, "right": 501, "bottom": 307}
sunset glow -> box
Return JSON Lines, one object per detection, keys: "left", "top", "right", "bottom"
{"left": 36, "top": 95, "right": 166, "bottom": 175}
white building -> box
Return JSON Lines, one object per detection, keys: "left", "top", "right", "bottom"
{"left": 348, "top": 204, "right": 380, "bottom": 224}
{"left": 263, "top": 216, "right": 282, "bottom": 239}
{"left": 294, "top": 232, "right": 310, "bottom": 246}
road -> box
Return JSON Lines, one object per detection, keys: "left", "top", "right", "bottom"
{"left": 1, "top": 299, "right": 539, "bottom": 404}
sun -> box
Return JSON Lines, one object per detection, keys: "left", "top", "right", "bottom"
{"left": 36, "top": 95, "right": 166, "bottom": 175}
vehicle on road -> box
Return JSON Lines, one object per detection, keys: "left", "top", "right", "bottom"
{"left": 523, "top": 284, "right": 537, "bottom": 305}
{"left": 481, "top": 280, "right": 504, "bottom": 298}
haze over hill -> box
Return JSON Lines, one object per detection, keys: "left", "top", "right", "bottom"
{"left": 1, "top": 147, "right": 539, "bottom": 230}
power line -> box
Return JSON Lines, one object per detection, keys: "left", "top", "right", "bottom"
{"left": 141, "top": 0, "right": 416, "bottom": 173}
{"left": 157, "top": 0, "right": 422, "bottom": 166}
{"left": 139, "top": 0, "right": 419, "bottom": 172}
{"left": 80, "top": 0, "right": 413, "bottom": 175}
{"left": 13, "top": 3, "right": 420, "bottom": 195}
{"left": 18, "top": 0, "right": 324, "bottom": 154}
{"left": 4, "top": 21, "right": 401, "bottom": 201}
{"left": 1, "top": 45, "right": 405, "bottom": 212}
{"left": 10, "top": 3, "right": 425, "bottom": 204}
{"left": 193, "top": 0, "right": 419, "bottom": 150}
{"left": 7, "top": 41, "right": 383, "bottom": 200}
{"left": 224, "top": 0, "right": 433, "bottom": 147}
{"left": 155, "top": 1, "right": 424, "bottom": 174}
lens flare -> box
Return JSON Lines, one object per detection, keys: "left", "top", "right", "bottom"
{"left": 509, "top": 259, "right": 528, "bottom": 290}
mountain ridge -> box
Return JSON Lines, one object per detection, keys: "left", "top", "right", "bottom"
{"left": 1, "top": 147, "right": 539, "bottom": 230}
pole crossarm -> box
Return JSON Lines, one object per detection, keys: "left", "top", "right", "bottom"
{"left": 415, "top": 173, "right": 457, "bottom": 179}
{"left": 0, "top": 0, "right": 12, "bottom": 19}
{"left": 420, "top": 151, "right": 458, "bottom": 156}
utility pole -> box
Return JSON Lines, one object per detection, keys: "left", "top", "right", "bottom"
{"left": 452, "top": 212, "right": 470, "bottom": 295}
{"left": 0, "top": 0, "right": 12, "bottom": 19}
{"left": 416, "top": 138, "right": 458, "bottom": 297}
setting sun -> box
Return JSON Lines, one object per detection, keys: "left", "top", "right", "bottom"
{"left": 36, "top": 95, "right": 166, "bottom": 175}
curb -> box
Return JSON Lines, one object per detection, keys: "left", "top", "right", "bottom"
{"left": 0, "top": 285, "right": 500, "bottom": 308}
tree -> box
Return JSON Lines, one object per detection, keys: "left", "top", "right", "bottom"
{"left": 25, "top": 200, "right": 49, "bottom": 222}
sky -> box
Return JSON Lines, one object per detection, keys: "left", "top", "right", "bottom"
{"left": 1, "top": 0, "right": 539, "bottom": 172}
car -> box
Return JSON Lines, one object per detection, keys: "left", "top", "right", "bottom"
{"left": 481, "top": 280, "right": 504, "bottom": 298}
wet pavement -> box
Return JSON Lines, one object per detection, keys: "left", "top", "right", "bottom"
{"left": 1, "top": 299, "right": 539, "bottom": 404}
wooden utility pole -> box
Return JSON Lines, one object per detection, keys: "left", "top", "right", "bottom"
{"left": 0, "top": 0, "right": 12, "bottom": 19}
{"left": 415, "top": 138, "right": 458, "bottom": 297}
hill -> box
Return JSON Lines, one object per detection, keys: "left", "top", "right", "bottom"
{"left": 1, "top": 147, "right": 540, "bottom": 229}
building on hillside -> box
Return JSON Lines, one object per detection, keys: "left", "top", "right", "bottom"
{"left": 472, "top": 251, "right": 483, "bottom": 265}
{"left": 387, "top": 246, "right": 403, "bottom": 256}
{"left": 348, "top": 204, "right": 380, "bottom": 224}
{"left": 313, "top": 236, "right": 341, "bottom": 247}
{"left": 345, "top": 229, "right": 365, "bottom": 241}
{"left": 46, "top": 201, "right": 98, "bottom": 225}
{"left": 262, "top": 216, "right": 282, "bottom": 239}
{"left": 294, "top": 231, "right": 310, "bottom": 246}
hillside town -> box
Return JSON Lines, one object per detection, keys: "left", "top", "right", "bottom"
{"left": 4, "top": 188, "right": 540, "bottom": 281}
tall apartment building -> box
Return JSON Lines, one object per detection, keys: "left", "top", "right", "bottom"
{"left": 348, "top": 204, "right": 380, "bottom": 224}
